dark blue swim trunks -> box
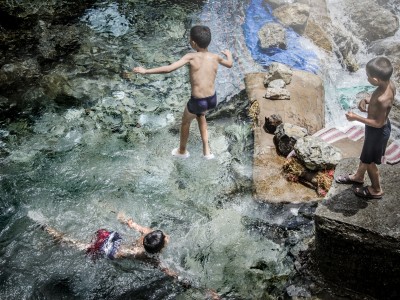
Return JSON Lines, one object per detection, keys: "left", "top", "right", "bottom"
{"left": 187, "top": 93, "right": 217, "bottom": 117}
{"left": 360, "top": 119, "right": 391, "bottom": 165}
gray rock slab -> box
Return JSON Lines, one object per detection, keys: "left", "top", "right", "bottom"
{"left": 315, "top": 157, "right": 400, "bottom": 299}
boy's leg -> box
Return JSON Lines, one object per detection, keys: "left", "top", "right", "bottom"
{"left": 366, "top": 162, "right": 383, "bottom": 195}
{"left": 349, "top": 162, "right": 367, "bottom": 182}
{"left": 178, "top": 106, "right": 196, "bottom": 154}
{"left": 196, "top": 114, "right": 211, "bottom": 156}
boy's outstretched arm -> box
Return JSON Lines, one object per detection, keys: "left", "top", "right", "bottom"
{"left": 219, "top": 50, "right": 233, "bottom": 68}
{"left": 117, "top": 212, "right": 152, "bottom": 235}
{"left": 133, "top": 54, "right": 191, "bottom": 75}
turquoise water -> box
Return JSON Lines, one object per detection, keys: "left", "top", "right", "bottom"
{"left": 0, "top": 1, "right": 312, "bottom": 299}
{"left": 0, "top": 0, "right": 398, "bottom": 299}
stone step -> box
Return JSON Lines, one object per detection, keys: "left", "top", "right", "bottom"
{"left": 315, "top": 158, "right": 400, "bottom": 299}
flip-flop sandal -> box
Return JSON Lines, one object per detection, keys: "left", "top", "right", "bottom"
{"left": 354, "top": 186, "right": 383, "bottom": 199}
{"left": 335, "top": 174, "right": 364, "bottom": 185}
{"left": 171, "top": 148, "right": 190, "bottom": 158}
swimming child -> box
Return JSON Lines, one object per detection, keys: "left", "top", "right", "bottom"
{"left": 131, "top": 25, "right": 233, "bottom": 159}
{"left": 35, "top": 212, "right": 220, "bottom": 298}
{"left": 41, "top": 212, "right": 175, "bottom": 277}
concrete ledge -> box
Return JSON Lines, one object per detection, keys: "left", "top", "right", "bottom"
{"left": 315, "top": 158, "right": 400, "bottom": 299}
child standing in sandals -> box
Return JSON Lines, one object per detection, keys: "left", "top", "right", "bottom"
{"left": 336, "top": 57, "right": 396, "bottom": 199}
{"left": 132, "top": 25, "right": 233, "bottom": 159}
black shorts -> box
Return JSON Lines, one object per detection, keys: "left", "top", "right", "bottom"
{"left": 360, "top": 120, "right": 391, "bottom": 164}
{"left": 187, "top": 93, "right": 217, "bottom": 117}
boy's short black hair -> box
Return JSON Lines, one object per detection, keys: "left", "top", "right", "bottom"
{"left": 366, "top": 57, "right": 393, "bottom": 81}
{"left": 143, "top": 230, "right": 166, "bottom": 254}
{"left": 190, "top": 25, "right": 211, "bottom": 49}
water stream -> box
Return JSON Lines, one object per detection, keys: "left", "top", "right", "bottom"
{"left": 0, "top": 0, "right": 399, "bottom": 299}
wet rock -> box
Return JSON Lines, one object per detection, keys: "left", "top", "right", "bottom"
{"left": 208, "top": 89, "right": 249, "bottom": 120}
{"left": 0, "top": 58, "right": 41, "bottom": 85}
{"left": 369, "top": 39, "right": 400, "bottom": 57}
{"left": 331, "top": 26, "right": 360, "bottom": 72}
{"left": 304, "top": 18, "right": 332, "bottom": 52}
{"left": 264, "top": 87, "right": 290, "bottom": 100}
{"left": 0, "top": 1, "right": 96, "bottom": 28}
{"left": 267, "top": 79, "right": 286, "bottom": 89}
{"left": 264, "top": 62, "right": 293, "bottom": 86}
{"left": 258, "top": 23, "right": 287, "bottom": 50}
{"left": 294, "top": 136, "right": 342, "bottom": 171}
{"left": 273, "top": 3, "right": 310, "bottom": 35}
{"left": 341, "top": 0, "right": 399, "bottom": 42}
{"left": 263, "top": 114, "right": 282, "bottom": 134}
{"left": 36, "top": 22, "right": 84, "bottom": 60}
{"left": 368, "top": 39, "right": 400, "bottom": 85}
{"left": 274, "top": 123, "right": 308, "bottom": 156}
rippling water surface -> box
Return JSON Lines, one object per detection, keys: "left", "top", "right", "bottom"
{"left": 0, "top": 0, "right": 399, "bottom": 299}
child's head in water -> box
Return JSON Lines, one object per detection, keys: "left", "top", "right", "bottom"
{"left": 190, "top": 25, "right": 211, "bottom": 49}
{"left": 143, "top": 230, "right": 167, "bottom": 254}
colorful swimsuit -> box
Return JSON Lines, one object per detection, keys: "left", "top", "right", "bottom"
{"left": 187, "top": 93, "right": 217, "bottom": 117}
{"left": 86, "top": 229, "right": 122, "bottom": 260}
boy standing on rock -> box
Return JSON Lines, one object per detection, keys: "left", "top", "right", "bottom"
{"left": 132, "top": 25, "right": 233, "bottom": 159}
{"left": 336, "top": 57, "right": 396, "bottom": 199}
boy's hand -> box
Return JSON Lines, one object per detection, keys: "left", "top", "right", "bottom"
{"left": 127, "top": 219, "right": 135, "bottom": 228}
{"left": 221, "top": 49, "right": 232, "bottom": 57}
{"left": 133, "top": 66, "right": 147, "bottom": 74}
{"left": 345, "top": 111, "right": 357, "bottom": 121}
{"left": 117, "top": 212, "right": 127, "bottom": 223}
{"left": 358, "top": 98, "right": 368, "bottom": 112}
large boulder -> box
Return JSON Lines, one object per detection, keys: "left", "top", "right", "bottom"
{"left": 258, "top": 23, "right": 287, "bottom": 50}
{"left": 274, "top": 123, "right": 308, "bottom": 156}
{"left": 341, "top": 0, "right": 398, "bottom": 42}
{"left": 273, "top": 3, "right": 310, "bottom": 35}
{"left": 294, "top": 136, "right": 342, "bottom": 171}
{"left": 264, "top": 62, "right": 293, "bottom": 86}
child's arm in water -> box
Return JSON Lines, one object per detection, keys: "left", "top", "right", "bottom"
{"left": 117, "top": 212, "right": 152, "bottom": 235}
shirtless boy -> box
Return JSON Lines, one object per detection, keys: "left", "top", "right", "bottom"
{"left": 336, "top": 56, "right": 396, "bottom": 199}
{"left": 132, "top": 25, "right": 233, "bottom": 159}
{"left": 41, "top": 212, "right": 174, "bottom": 277}
{"left": 36, "top": 212, "right": 220, "bottom": 299}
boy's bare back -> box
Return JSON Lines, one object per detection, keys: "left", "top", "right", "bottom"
{"left": 185, "top": 50, "right": 232, "bottom": 98}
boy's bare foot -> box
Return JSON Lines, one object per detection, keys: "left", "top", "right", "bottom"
{"left": 171, "top": 148, "right": 190, "bottom": 158}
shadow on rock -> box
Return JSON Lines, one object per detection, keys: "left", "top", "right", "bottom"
{"left": 322, "top": 187, "right": 368, "bottom": 217}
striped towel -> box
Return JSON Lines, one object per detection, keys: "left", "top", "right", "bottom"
{"left": 313, "top": 126, "right": 400, "bottom": 165}
{"left": 383, "top": 141, "right": 400, "bottom": 165}
{"left": 312, "top": 125, "right": 364, "bottom": 143}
